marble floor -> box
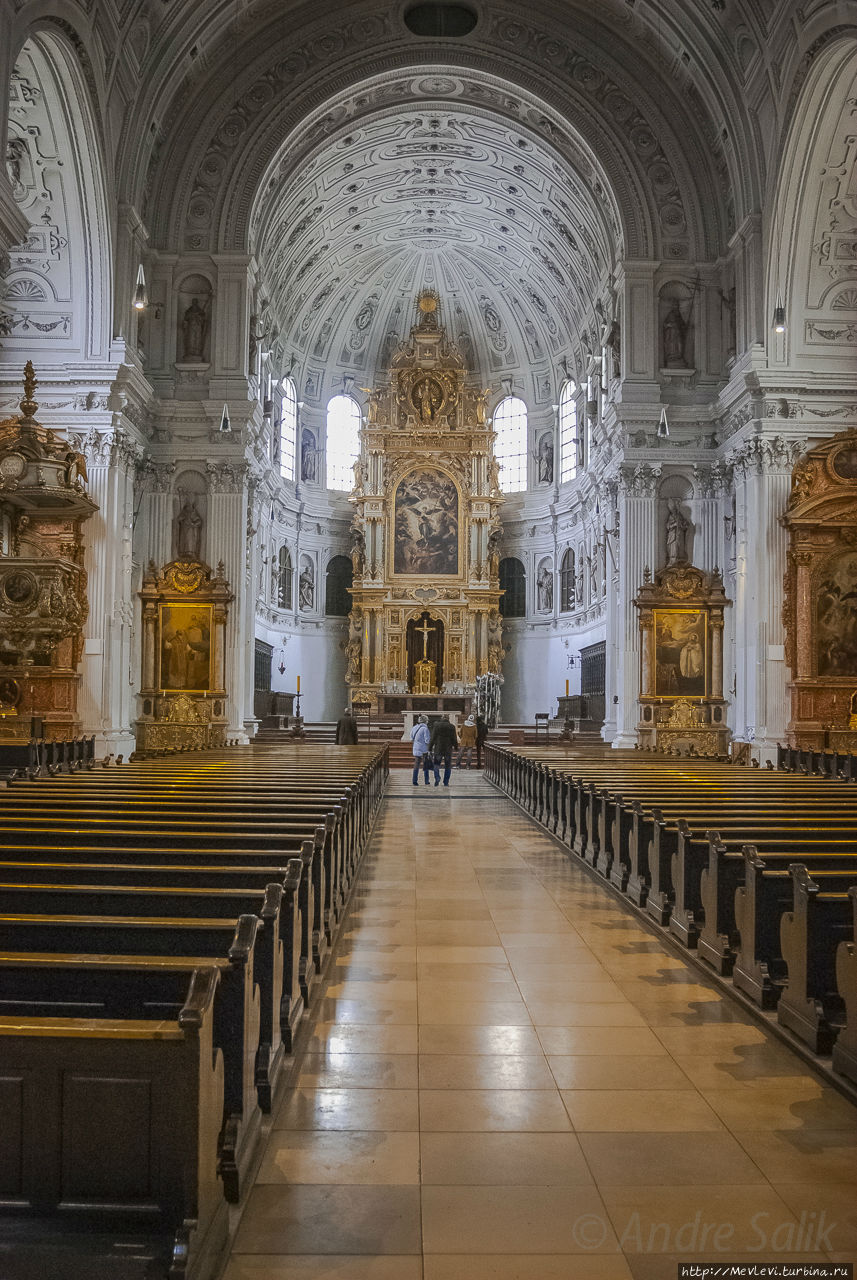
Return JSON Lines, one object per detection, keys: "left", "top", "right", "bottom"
{"left": 222, "top": 771, "right": 857, "bottom": 1279}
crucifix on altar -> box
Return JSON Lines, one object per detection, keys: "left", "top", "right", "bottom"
{"left": 407, "top": 611, "right": 443, "bottom": 693}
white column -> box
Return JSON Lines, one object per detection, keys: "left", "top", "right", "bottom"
{"left": 612, "top": 465, "right": 660, "bottom": 748}
{"left": 79, "top": 428, "right": 141, "bottom": 756}
{"left": 728, "top": 435, "right": 798, "bottom": 762}
{"left": 206, "top": 460, "right": 250, "bottom": 740}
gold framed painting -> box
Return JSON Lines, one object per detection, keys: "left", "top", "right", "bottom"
{"left": 158, "top": 603, "right": 213, "bottom": 692}
{"left": 653, "top": 608, "right": 707, "bottom": 699}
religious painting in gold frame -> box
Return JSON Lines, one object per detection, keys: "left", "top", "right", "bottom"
{"left": 653, "top": 609, "right": 707, "bottom": 699}
{"left": 158, "top": 602, "right": 213, "bottom": 692}
{"left": 393, "top": 468, "right": 459, "bottom": 575}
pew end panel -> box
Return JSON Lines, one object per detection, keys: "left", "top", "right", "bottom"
{"left": 0, "top": 967, "right": 227, "bottom": 1280}
{"left": 833, "top": 887, "right": 857, "bottom": 1086}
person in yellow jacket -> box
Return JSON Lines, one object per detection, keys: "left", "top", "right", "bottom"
{"left": 456, "top": 715, "right": 477, "bottom": 769}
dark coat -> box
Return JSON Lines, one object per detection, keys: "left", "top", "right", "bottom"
{"left": 429, "top": 719, "right": 458, "bottom": 755}
{"left": 335, "top": 714, "right": 359, "bottom": 744}
{"left": 475, "top": 716, "right": 489, "bottom": 744}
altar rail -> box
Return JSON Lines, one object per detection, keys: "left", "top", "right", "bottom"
{"left": 485, "top": 742, "right": 857, "bottom": 1091}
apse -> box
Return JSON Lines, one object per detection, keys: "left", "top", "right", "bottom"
{"left": 249, "top": 69, "right": 623, "bottom": 404}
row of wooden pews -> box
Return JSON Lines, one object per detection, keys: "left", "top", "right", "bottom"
{"left": 777, "top": 741, "right": 857, "bottom": 780}
{"left": 0, "top": 733, "right": 96, "bottom": 780}
{"left": 0, "top": 742, "right": 388, "bottom": 1280}
{"left": 485, "top": 743, "right": 857, "bottom": 1091}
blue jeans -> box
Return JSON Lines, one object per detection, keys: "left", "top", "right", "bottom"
{"left": 412, "top": 753, "right": 431, "bottom": 784}
{"left": 433, "top": 751, "right": 453, "bottom": 785}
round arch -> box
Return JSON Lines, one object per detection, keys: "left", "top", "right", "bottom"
{"left": 765, "top": 35, "right": 857, "bottom": 371}
{"left": 3, "top": 22, "right": 113, "bottom": 364}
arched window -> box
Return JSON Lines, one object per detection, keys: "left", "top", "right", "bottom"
{"left": 325, "top": 554, "right": 353, "bottom": 616}
{"left": 559, "top": 382, "right": 578, "bottom": 483}
{"left": 278, "top": 546, "right": 293, "bottom": 610}
{"left": 560, "top": 548, "right": 575, "bottom": 612}
{"left": 499, "top": 557, "right": 526, "bottom": 618}
{"left": 493, "top": 396, "right": 528, "bottom": 493}
{"left": 326, "top": 394, "right": 361, "bottom": 491}
{"left": 279, "top": 377, "right": 297, "bottom": 481}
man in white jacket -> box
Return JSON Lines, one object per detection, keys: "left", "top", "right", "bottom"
{"left": 410, "top": 715, "right": 432, "bottom": 786}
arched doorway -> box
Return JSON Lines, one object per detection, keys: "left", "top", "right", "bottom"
{"left": 406, "top": 611, "right": 445, "bottom": 692}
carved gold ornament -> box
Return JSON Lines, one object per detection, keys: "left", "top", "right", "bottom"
{"left": 163, "top": 558, "right": 208, "bottom": 595}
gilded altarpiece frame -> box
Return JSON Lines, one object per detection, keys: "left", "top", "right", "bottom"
{"left": 635, "top": 564, "right": 730, "bottom": 753}
{"left": 782, "top": 430, "right": 857, "bottom": 748}
{"left": 346, "top": 292, "right": 504, "bottom": 715}
{"left": 135, "top": 557, "right": 232, "bottom": 754}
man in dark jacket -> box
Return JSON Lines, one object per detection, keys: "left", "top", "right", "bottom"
{"left": 429, "top": 714, "right": 458, "bottom": 787}
{"left": 475, "top": 714, "right": 489, "bottom": 769}
{"left": 335, "top": 706, "right": 358, "bottom": 744}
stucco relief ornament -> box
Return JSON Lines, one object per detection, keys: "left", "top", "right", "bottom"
{"left": 161, "top": 560, "right": 209, "bottom": 595}
{"left": 661, "top": 566, "right": 706, "bottom": 600}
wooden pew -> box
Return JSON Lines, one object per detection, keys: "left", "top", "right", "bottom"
{"left": 779, "top": 864, "right": 853, "bottom": 1053}
{"left": 0, "top": 965, "right": 227, "bottom": 1280}
{"left": 732, "top": 848, "right": 857, "bottom": 1008}
{"left": 698, "top": 836, "right": 857, "bottom": 974}
{"left": 0, "top": 909, "right": 268, "bottom": 1203}
{"left": 833, "top": 888, "right": 857, "bottom": 1085}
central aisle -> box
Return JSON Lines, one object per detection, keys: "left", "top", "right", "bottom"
{"left": 223, "top": 773, "right": 857, "bottom": 1278}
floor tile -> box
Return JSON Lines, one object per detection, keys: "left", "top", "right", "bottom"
{"left": 296, "top": 1052, "right": 419, "bottom": 1090}
{"left": 600, "top": 1184, "right": 802, "bottom": 1253}
{"left": 223, "top": 1259, "right": 423, "bottom": 1280}
{"left": 547, "top": 1054, "right": 691, "bottom": 1090}
{"left": 233, "top": 1185, "right": 422, "bottom": 1254}
{"left": 418, "top": 1054, "right": 555, "bottom": 1090}
{"left": 423, "top": 1258, "right": 633, "bottom": 1280}
{"left": 420, "top": 1088, "right": 573, "bottom": 1132}
{"left": 418, "top": 1024, "right": 544, "bottom": 1055}
{"left": 274, "top": 1087, "right": 419, "bottom": 1132}
{"left": 257, "top": 1130, "right": 420, "bottom": 1184}
{"left": 421, "top": 1185, "right": 618, "bottom": 1253}
{"left": 578, "top": 1130, "right": 765, "bottom": 1186}
{"left": 561, "top": 1088, "right": 723, "bottom": 1132}
{"left": 420, "top": 1130, "right": 593, "bottom": 1185}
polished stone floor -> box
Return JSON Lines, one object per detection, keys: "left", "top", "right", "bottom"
{"left": 223, "top": 772, "right": 857, "bottom": 1279}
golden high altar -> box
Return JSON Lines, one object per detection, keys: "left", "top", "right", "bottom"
{"left": 346, "top": 292, "right": 504, "bottom": 715}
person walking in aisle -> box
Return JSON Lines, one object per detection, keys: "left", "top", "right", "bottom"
{"left": 456, "top": 715, "right": 477, "bottom": 768}
{"left": 335, "top": 706, "right": 358, "bottom": 744}
{"left": 429, "top": 714, "right": 458, "bottom": 787}
{"left": 410, "top": 714, "right": 432, "bottom": 786}
{"left": 475, "top": 714, "right": 489, "bottom": 769}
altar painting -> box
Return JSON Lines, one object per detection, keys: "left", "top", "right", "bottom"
{"left": 816, "top": 551, "right": 857, "bottom": 676}
{"left": 159, "top": 603, "right": 212, "bottom": 692}
{"left": 653, "top": 609, "right": 707, "bottom": 698}
{"left": 394, "top": 470, "right": 458, "bottom": 575}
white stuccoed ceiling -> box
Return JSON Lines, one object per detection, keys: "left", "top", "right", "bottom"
{"left": 251, "top": 79, "right": 620, "bottom": 396}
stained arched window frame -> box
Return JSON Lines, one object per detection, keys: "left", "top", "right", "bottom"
{"left": 499, "top": 556, "right": 526, "bottom": 618}
{"left": 558, "top": 381, "right": 579, "bottom": 484}
{"left": 560, "top": 548, "right": 575, "bottom": 613}
{"left": 493, "top": 395, "right": 528, "bottom": 494}
{"left": 279, "top": 377, "right": 297, "bottom": 481}
{"left": 326, "top": 394, "right": 362, "bottom": 492}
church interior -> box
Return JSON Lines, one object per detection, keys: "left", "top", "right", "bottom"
{"left": 1, "top": 0, "right": 857, "bottom": 1276}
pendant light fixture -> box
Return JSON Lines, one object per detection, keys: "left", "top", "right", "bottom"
{"left": 133, "top": 264, "right": 148, "bottom": 310}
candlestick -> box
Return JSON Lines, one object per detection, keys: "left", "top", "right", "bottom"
{"left": 297, "top": 675, "right": 301, "bottom": 692}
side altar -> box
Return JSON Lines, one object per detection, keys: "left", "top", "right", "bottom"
{"left": 346, "top": 291, "right": 504, "bottom": 714}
